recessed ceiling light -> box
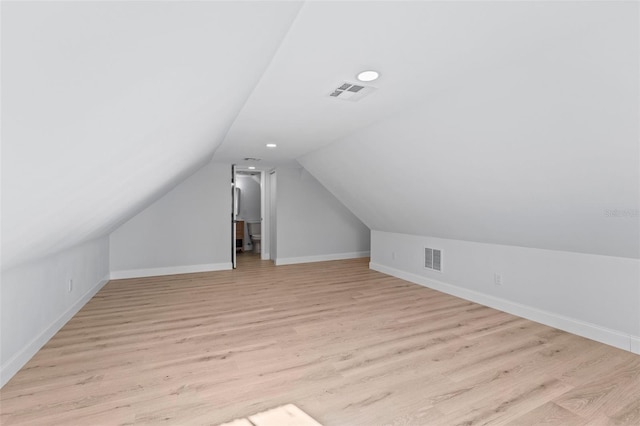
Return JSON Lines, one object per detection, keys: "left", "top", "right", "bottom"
{"left": 248, "top": 166, "right": 256, "bottom": 170}
{"left": 266, "top": 143, "right": 277, "bottom": 148}
{"left": 357, "top": 70, "right": 379, "bottom": 82}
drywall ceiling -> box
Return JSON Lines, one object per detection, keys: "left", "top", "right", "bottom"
{"left": 297, "top": 2, "right": 639, "bottom": 259}
{"left": 1, "top": 1, "right": 302, "bottom": 269}
{"left": 214, "top": 1, "right": 610, "bottom": 167}
{"left": 215, "top": 1, "right": 638, "bottom": 258}
{"left": 2, "top": 1, "right": 638, "bottom": 269}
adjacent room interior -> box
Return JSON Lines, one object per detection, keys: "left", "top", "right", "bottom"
{"left": 1, "top": 1, "right": 639, "bottom": 425}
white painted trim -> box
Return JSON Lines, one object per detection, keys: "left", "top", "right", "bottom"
{"left": 370, "top": 262, "right": 640, "bottom": 355}
{"left": 110, "top": 263, "right": 232, "bottom": 280}
{"left": 276, "top": 251, "right": 370, "bottom": 266}
{"left": 0, "top": 273, "right": 111, "bottom": 388}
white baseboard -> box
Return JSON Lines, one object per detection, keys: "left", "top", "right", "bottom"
{"left": 370, "top": 262, "right": 640, "bottom": 355}
{"left": 110, "top": 262, "right": 232, "bottom": 280}
{"left": 276, "top": 251, "right": 370, "bottom": 266}
{"left": 0, "top": 274, "right": 111, "bottom": 388}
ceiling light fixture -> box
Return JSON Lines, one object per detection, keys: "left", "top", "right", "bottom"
{"left": 248, "top": 166, "right": 256, "bottom": 170}
{"left": 357, "top": 70, "right": 379, "bottom": 82}
{"left": 266, "top": 143, "right": 277, "bottom": 148}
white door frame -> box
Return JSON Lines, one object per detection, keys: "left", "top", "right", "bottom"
{"left": 231, "top": 164, "right": 237, "bottom": 269}
{"left": 235, "top": 167, "right": 272, "bottom": 261}
{"left": 268, "top": 170, "right": 277, "bottom": 262}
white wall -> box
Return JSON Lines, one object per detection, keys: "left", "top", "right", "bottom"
{"left": 275, "top": 167, "right": 370, "bottom": 265}
{"left": 370, "top": 230, "right": 640, "bottom": 354}
{"left": 110, "top": 162, "right": 232, "bottom": 278}
{"left": 1, "top": 237, "right": 110, "bottom": 387}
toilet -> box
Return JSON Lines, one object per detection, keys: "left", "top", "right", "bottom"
{"left": 247, "top": 222, "right": 261, "bottom": 254}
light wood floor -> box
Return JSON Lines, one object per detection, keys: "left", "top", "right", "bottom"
{"left": 1, "top": 256, "right": 639, "bottom": 425}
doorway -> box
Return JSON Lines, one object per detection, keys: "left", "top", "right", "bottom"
{"left": 232, "top": 166, "right": 272, "bottom": 268}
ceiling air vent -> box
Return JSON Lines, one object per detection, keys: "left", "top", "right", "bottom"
{"left": 328, "top": 82, "right": 377, "bottom": 102}
{"left": 424, "top": 248, "right": 442, "bottom": 272}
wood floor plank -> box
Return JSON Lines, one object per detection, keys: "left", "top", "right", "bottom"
{"left": 555, "top": 357, "right": 640, "bottom": 419}
{"left": 506, "top": 401, "right": 586, "bottom": 426}
{"left": 1, "top": 254, "right": 638, "bottom": 425}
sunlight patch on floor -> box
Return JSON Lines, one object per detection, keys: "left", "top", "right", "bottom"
{"left": 219, "top": 404, "right": 322, "bottom": 426}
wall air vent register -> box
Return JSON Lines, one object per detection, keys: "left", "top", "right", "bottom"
{"left": 424, "top": 247, "right": 442, "bottom": 272}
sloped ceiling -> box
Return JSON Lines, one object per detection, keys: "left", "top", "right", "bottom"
{"left": 1, "top": 1, "right": 302, "bottom": 269}
{"left": 215, "top": 1, "right": 638, "bottom": 258}
{"left": 2, "top": 1, "right": 638, "bottom": 269}
{"left": 296, "top": 2, "right": 639, "bottom": 258}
